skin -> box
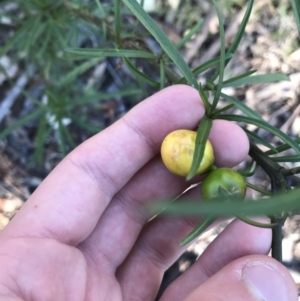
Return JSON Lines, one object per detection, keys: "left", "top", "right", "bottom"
{"left": 0, "top": 85, "right": 297, "bottom": 301}
{"left": 161, "top": 129, "right": 214, "bottom": 177}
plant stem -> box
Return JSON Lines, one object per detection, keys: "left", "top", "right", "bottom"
{"left": 271, "top": 217, "right": 283, "bottom": 262}
{"left": 245, "top": 182, "right": 271, "bottom": 196}
{"left": 249, "top": 142, "right": 285, "bottom": 192}
{"left": 249, "top": 141, "right": 286, "bottom": 263}
{"left": 282, "top": 166, "right": 300, "bottom": 176}
{"left": 180, "top": 215, "right": 216, "bottom": 246}
{"left": 237, "top": 215, "right": 279, "bottom": 228}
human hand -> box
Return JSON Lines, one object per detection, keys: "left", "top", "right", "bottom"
{"left": 0, "top": 85, "right": 297, "bottom": 301}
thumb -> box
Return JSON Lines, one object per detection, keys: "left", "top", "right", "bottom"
{"left": 184, "top": 255, "right": 298, "bottom": 301}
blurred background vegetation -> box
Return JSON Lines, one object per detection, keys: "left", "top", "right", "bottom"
{"left": 0, "top": 0, "right": 299, "bottom": 176}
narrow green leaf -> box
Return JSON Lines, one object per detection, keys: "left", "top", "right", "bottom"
{"left": 238, "top": 160, "right": 258, "bottom": 177}
{"left": 165, "top": 65, "right": 181, "bottom": 83}
{"left": 219, "top": 93, "right": 263, "bottom": 120}
{"left": 265, "top": 137, "right": 300, "bottom": 156}
{"left": 205, "top": 79, "right": 215, "bottom": 90}
{"left": 226, "top": 0, "right": 254, "bottom": 61}
{"left": 38, "top": 22, "right": 53, "bottom": 58}
{"left": 193, "top": 55, "right": 233, "bottom": 75}
{"left": 176, "top": 19, "right": 204, "bottom": 49}
{"left": 0, "top": 18, "right": 34, "bottom": 57}
{"left": 160, "top": 59, "right": 165, "bottom": 89}
{"left": 114, "top": 0, "right": 121, "bottom": 46}
{"left": 222, "top": 73, "right": 290, "bottom": 88}
{"left": 187, "top": 116, "right": 213, "bottom": 180}
{"left": 244, "top": 128, "right": 278, "bottom": 153}
{"left": 52, "top": 24, "right": 68, "bottom": 49}
{"left": 214, "top": 114, "right": 300, "bottom": 155}
{"left": 95, "top": 0, "right": 106, "bottom": 16}
{"left": 33, "top": 117, "right": 51, "bottom": 167}
{"left": 177, "top": 54, "right": 233, "bottom": 84}
{"left": 25, "top": 16, "right": 46, "bottom": 53}
{"left": 0, "top": 109, "right": 44, "bottom": 140}
{"left": 211, "top": 104, "right": 234, "bottom": 115}
{"left": 180, "top": 215, "right": 216, "bottom": 246}
{"left": 68, "top": 89, "right": 142, "bottom": 107}
{"left": 198, "top": 83, "right": 211, "bottom": 114}
{"left": 122, "top": 0, "right": 198, "bottom": 88}
{"left": 66, "top": 48, "right": 157, "bottom": 59}
{"left": 222, "top": 70, "right": 257, "bottom": 86}
{"left": 290, "top": 0, "right": 300, "bottom": 34}
{"left": 60, "top": 120, "right": 76, "bottom": 149}
{"left": 58, "top": 57, "right": 104, "bottom": 88}
{"left": 70, "top": 114, "right": 102, "bottom": 134}
{"left": 57, "top": 119, "right": 67, "bottom": 157}
{"left": 149, "top": 188, "right": 300, "bottom": 216}
{"left": 245, "top": 182, "right": 271, "bottom": 196}
{"left": 271, "top": 155, "right": 300, "bottom": 163}
{"left": 237, "top": 215, "right": 277, "bottom": 227}
{"left": 211, "top": 0, "right": 225, "bottom": 111}
{"left": 124, "top": 57, "right": 160, "bottom": 88}
{"left": 211, "top": 0, "right": 254, "bottom": 80}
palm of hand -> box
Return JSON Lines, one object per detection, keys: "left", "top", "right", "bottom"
{"left": 0, "top": 86, "right": 292, "bottom": 301}
{"left": 0, "top": 237, "right": 94, "bottom": 300}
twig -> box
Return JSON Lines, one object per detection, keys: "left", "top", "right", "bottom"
{"left": 0, "top": 65, "right": 35, "bottom": 123}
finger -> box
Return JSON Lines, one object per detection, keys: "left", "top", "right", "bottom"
{"left": 183, "top": 255, "right": 297, "bottom": 301}
{"left": 3, "top": 85, "right": 205, "bottom": 245}
{"left": 159, "top": 217, "right": 271, "bottom": 301}
{"left": 116, "top": 179, "right": 251, "bottom": 299}
{"left": 79, "top": 119, "right": 249, "bottom": 271}
{"left": 209, "top": 119, "right": 249, "bottom": 167}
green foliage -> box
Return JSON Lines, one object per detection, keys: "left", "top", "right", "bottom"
{"left": 1, "top": 0, "right": 300, "bottom": 226}
{"left": 244, "top": 128, "right": 278, "bottom": 153}
{"left": 0, "top": 0, "right": 144, "bottom": 164}
{"left": 150, "top": 188, "right": 300, "bottom": 217}
{"left": 215, "top": 114, "right": 300, "bottom": 154}
{"left": 66, "top": 48, "right": 157, "bottom": 59}
{"left": 186, "top": 115, "right": 212, "bottom": 180}
{"left": 222, "top": 73, "right": 290, "bottom": 87}
{"left": 122, "top": 0, "right": 198, "bottom": 88}
{"left": 176, "top": 19, "right": 204, "bottom": 50}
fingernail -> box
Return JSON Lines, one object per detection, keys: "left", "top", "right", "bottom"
{"left": 241, "top": 261, "right": 290, "bottom": 301}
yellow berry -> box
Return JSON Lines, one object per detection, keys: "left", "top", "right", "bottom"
{"left": 161, "top": 129, "right": 214, "bottom": 177}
